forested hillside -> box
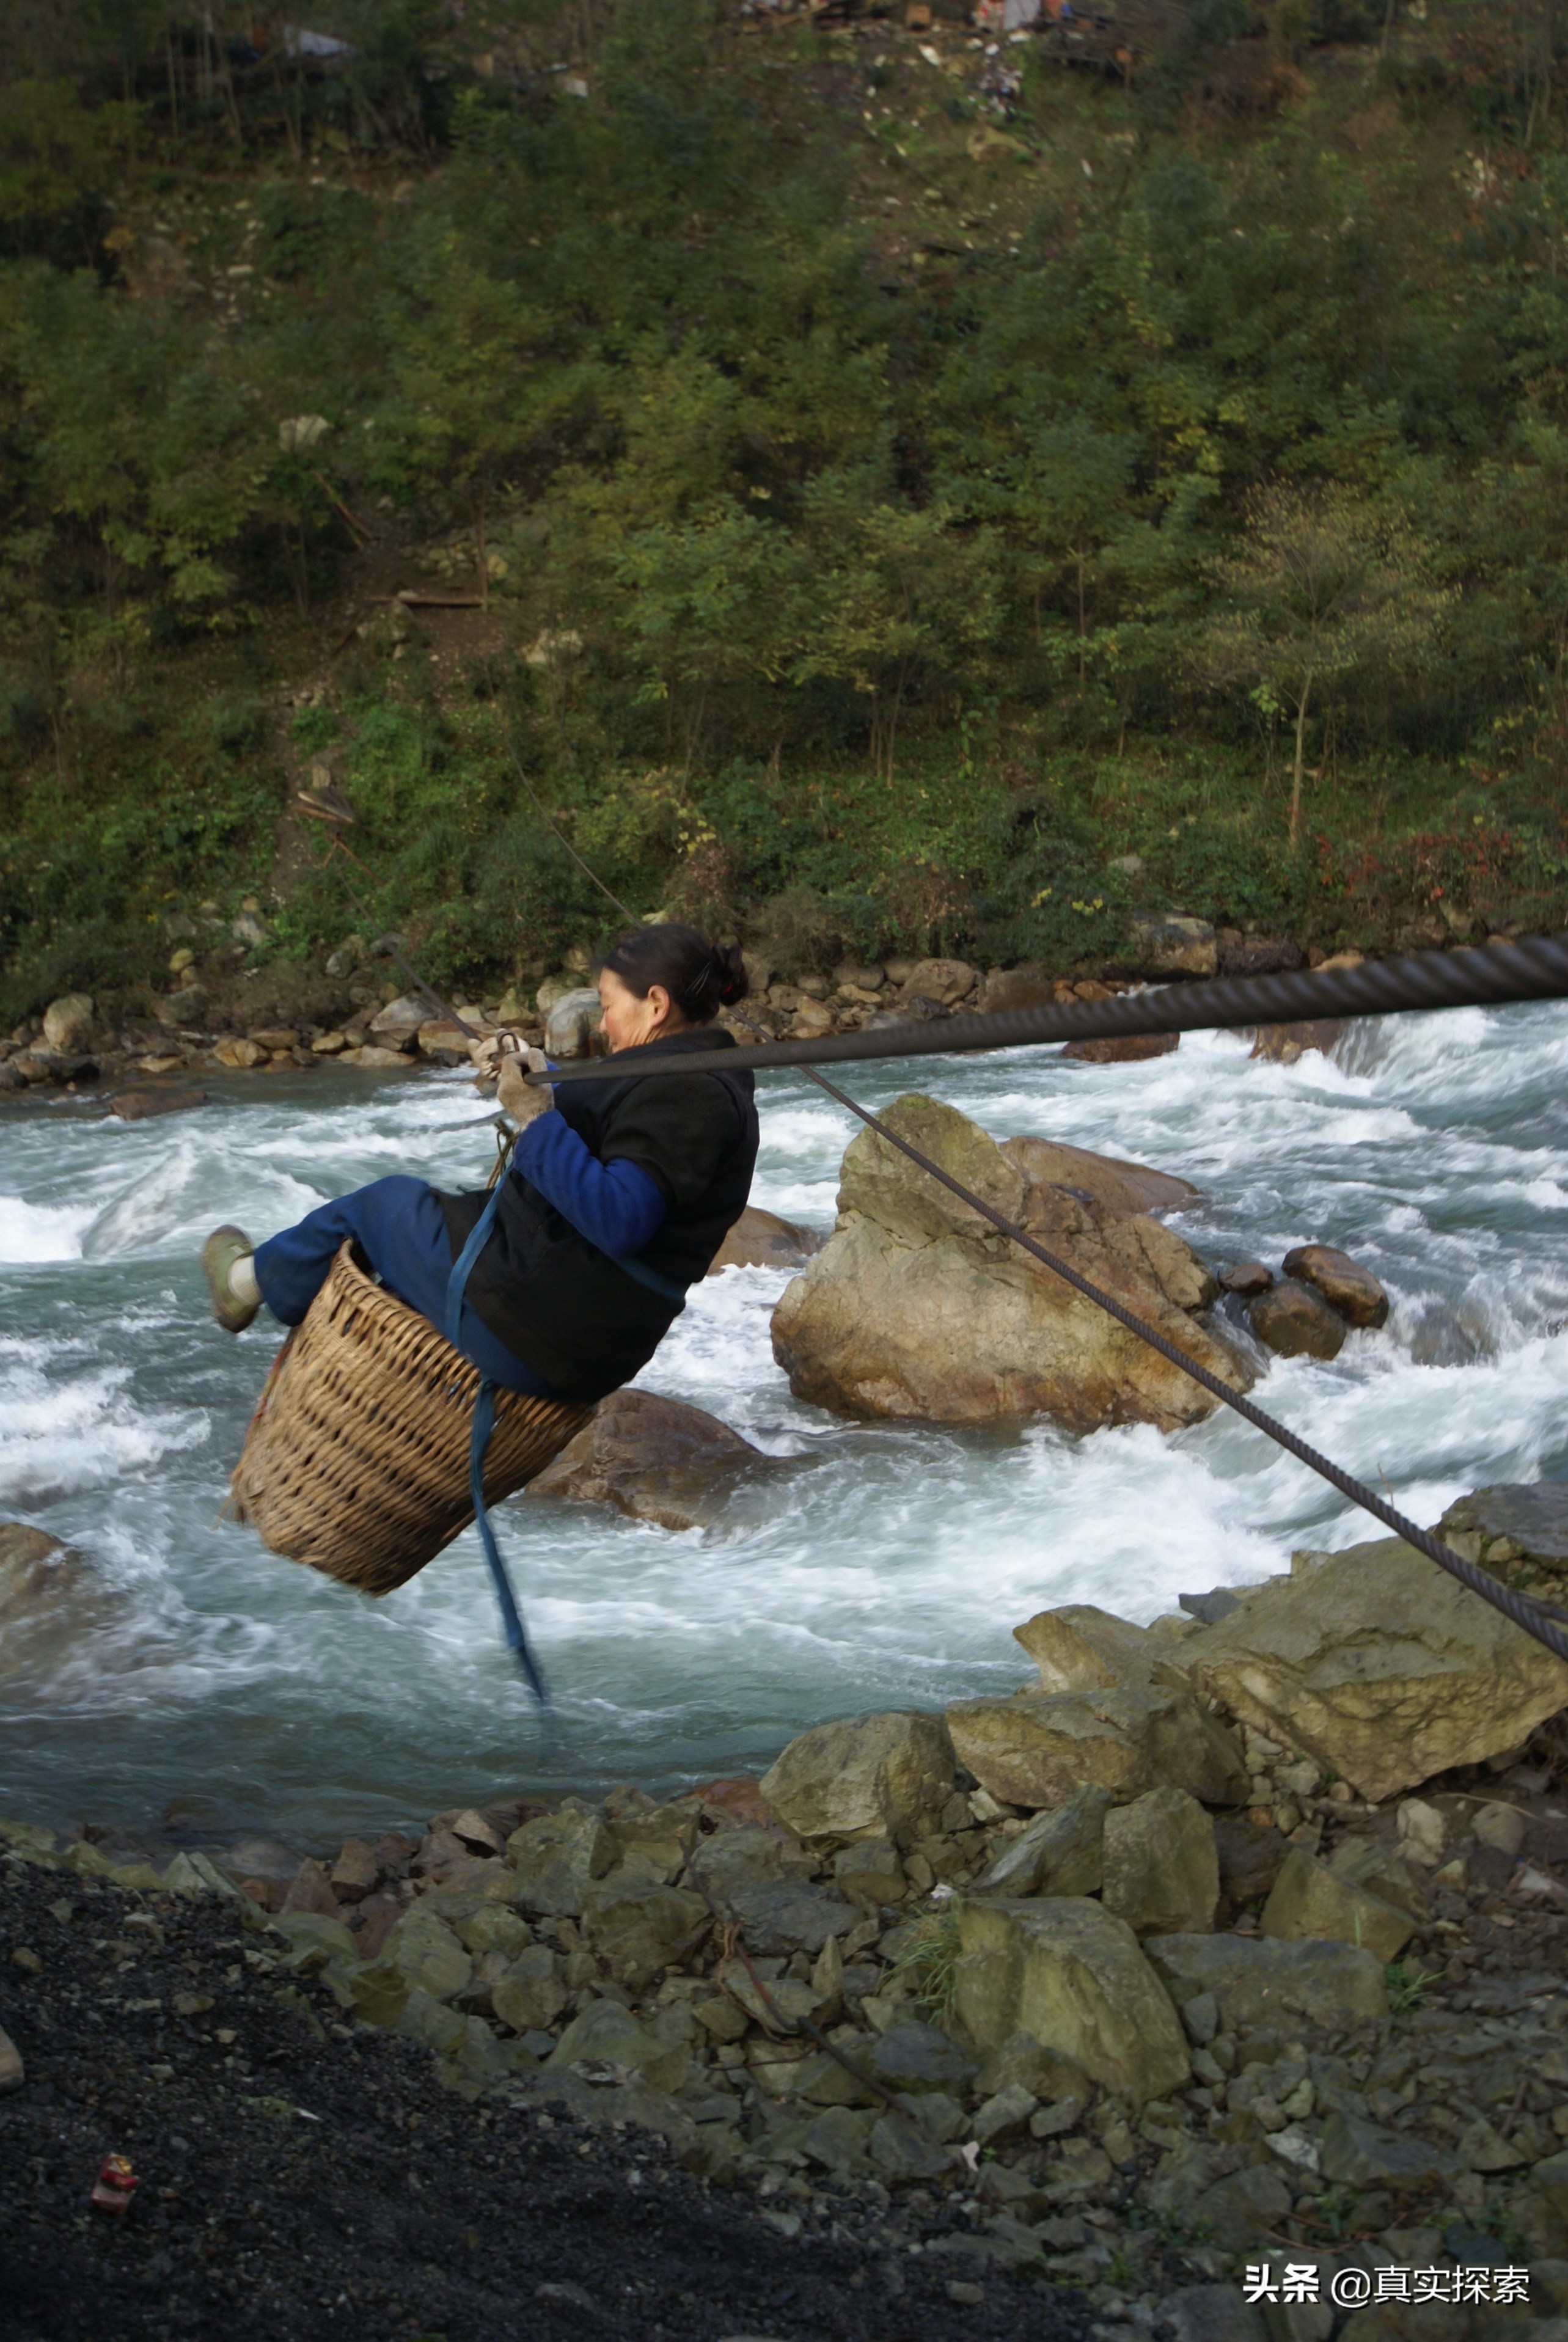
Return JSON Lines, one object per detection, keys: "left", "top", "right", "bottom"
{"left": 2, "top": 0, "right": 1566, "bottom": 1019}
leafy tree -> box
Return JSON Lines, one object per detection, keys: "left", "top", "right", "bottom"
{"left": 797, "top": 486, "right": 999, "bottom": 786}
{"left": 4, "top": 271, "right": 269, "bottom": 673}
{"left": 1020, "top": 422, "right": 1142, "bottom": 689}
{"left": 1200, "top": 484, "right": 1449, "bottom": 845}
{"left": 0, "top": 78, "right": 137, "bottom": 262}
{"left": 595, "top": 500, "right": 804, "bottom": 772}
{"left": 376, "top": 224, "right": 555, "bottom": 605}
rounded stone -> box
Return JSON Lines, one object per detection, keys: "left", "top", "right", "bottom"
{"left": 1248, "top": 1279, "right": 1347, "bottom": 1360}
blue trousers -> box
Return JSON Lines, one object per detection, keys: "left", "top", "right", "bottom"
{"left": 252, "top": 1174, "right": 557, "bottom": 1398}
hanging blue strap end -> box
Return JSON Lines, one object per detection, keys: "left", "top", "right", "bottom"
{"left": 444, "top": 1190, "right": 552, "bottom": 1713}
{"left": 467, "top": 1379, "right": 551, "bottom": 1709}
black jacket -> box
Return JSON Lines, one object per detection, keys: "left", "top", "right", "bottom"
{"left": 440, "top": 1025, "right": 758, "bottom": 1404}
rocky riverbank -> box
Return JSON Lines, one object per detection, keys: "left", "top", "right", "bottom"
{"left": 9, "top": 1484, "right": 1568, "bottom": 2341}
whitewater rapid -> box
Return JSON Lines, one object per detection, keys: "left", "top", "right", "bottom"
{"left": 3, "top": 1003, "right": 1567, "bottom": 1842}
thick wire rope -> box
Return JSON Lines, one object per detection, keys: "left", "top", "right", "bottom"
{"left": 542, "top": 932, "right": 1568, "bottom": 1086}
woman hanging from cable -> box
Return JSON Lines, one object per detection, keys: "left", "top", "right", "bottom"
{"left": 200, "top": 924, "right": 759, "bottom": 1407}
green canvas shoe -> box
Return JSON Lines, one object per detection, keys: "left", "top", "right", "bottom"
{"left": 202, "top": 1224, "right": 259, "bottom": 1333}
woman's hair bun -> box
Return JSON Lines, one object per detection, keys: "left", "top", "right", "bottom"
{"left": 714, "top": 943, "right": 749, "bottom": 1007}
{"left": 599, "top": 922, "right": 749, "bottom": 1025}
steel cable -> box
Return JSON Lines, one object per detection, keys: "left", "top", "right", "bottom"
{"left": 541, "top": 931, "right": 1568, "bottom": 1086}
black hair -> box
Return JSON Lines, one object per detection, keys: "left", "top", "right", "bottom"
{"left": 596, "top": 923, "right": 749, "bottom": 1025}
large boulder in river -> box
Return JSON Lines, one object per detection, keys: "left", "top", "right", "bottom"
{"left": 525, "top": 1389, "right": 787, "bottom": 1532}
{"left": 1181, "top": 1535, "right": 1568, "bottom": 1802}
{"left": 0, "top": 1525, "right": 106, "bottom": 1675}
{"left": 1063, "top": 1031, "right": 1179, "bottom": 1066}
{"left": 1248, "top": 1278, "right": 1346, "bottom": 1359}
{"left": 111, "top": 1088, "right": 207, "bottom": 1122}
{"left": 1000, "top": 1138, "right": 1200, "bottom": 1221}
{"left": 0, "top": 1524, "right": 84, "bottom": 1617}
{"left": 707, "top": 1206, "right": 821, "bottom": 1275}
{"left": 1250, "top": 1020, "right": 1346, "bottom": 1065}
{"left": 769, "top": 1095, "right": 1237, "bottom": 1430}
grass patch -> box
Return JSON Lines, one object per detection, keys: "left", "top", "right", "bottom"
{"left": 887, "top": 1903, "right": 962, "bottom": 2028}
{"left": 1385, "top": 1961, "right": 1442, "bottom": 2014}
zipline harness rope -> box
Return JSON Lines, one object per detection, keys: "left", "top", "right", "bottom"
{"left": 442, "top": 1180, "right": 554, "bottom": 1713}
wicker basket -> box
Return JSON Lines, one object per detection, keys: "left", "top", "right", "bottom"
{"left": 228, "top": 1242, "right": 592, "bottom": 1595}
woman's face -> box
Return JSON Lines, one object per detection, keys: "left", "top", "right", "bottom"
{"left": 598, "top": 967, "right": 687, "bottom": 1053}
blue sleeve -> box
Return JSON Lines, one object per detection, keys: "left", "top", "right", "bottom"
{"left": 513, "top": 1111, "right": 667, "bottom": 1257}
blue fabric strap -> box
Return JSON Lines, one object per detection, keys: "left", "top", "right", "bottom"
{"left": 444, "top": 1185, "right": 551, "bottom": 1712}
{"left": 466, "top": 1378, "right": 551, "bottom": 1710}
{"left": 444, "top": 1184, "right": 504, "bottom": 1352}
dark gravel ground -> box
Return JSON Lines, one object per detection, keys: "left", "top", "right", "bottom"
{"left": 0, "top": 1857, "right": 1092, "bottom": 2342}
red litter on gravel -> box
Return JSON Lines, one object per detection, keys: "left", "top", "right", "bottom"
{"left": 90, "top": 2155, "right": 139, "bottom": 2214}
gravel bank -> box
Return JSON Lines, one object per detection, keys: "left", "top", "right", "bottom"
{"left": 0, "top": 1853, "right": 1094, "bottom": 2342}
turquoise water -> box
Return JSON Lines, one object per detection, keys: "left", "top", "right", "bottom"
{"left": 3, "top": 1002, "right": 1567, "bottom": 1843}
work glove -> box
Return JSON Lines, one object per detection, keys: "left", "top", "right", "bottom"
{"left": 468, "top": 1028, "right": 515, "bottom": 1079}
{"left": 473, "top": 1035, "right": 554, "bottom": 1127}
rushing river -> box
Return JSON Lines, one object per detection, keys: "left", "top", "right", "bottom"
{"left": 4, "top": 1004, "right": 1568, "bottom": 1846}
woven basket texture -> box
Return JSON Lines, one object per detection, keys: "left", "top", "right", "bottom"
{"left": 229, "top": 1242, "right": 592, "bottom": 1595}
